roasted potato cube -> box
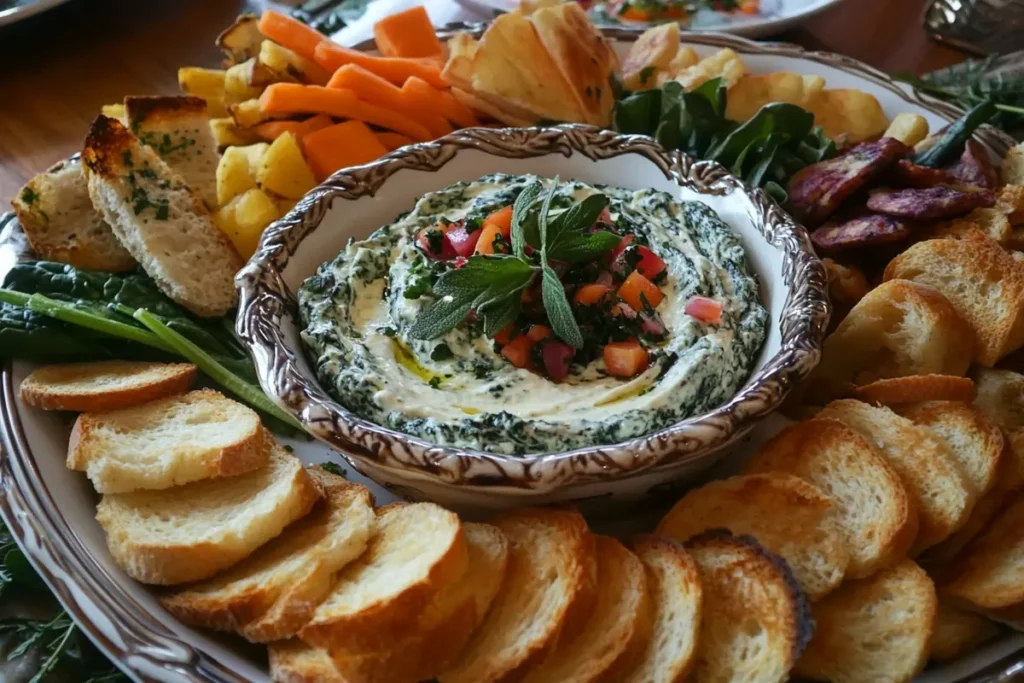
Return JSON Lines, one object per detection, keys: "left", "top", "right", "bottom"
{"left": 672, "top": 48, "right": 746, "bottom": 90}
{"left": 256, "top": 132, "right": 317, "bottom": 200}
{"left": 216, "top": 143, "right": 267, "bottom": 205}
{"left": 234, "top": 188, "right": 280, "bottom": 257}
{"left": 101, "top": 103, "right": 126, "bottom": 121}
{"left": 726, "top": 72, "right": 818, "bottom": 123}
{"left": 178, "top": 67, "right": 227, "bottom": 100}
{"left": 259, "top": 40, "right": 331, "bottom": 86}
{"left": 621, "top": 23, "right": 680, "bottom": 92}
{"left": 883, "top": 113, "right": 929, "bottom": 147}
{"left": 228, "top": 98, "right": 273, "bottom": 128}
{"left": 217, "top": 14, "right": 264, "bottom": 66}
{"left": 804, "top": 89, "right": 889, "bottom": 143}
{"left": 278, "top": 198, "right": 298, "bottom": 216}
{"left": 224, "top": 59, "right": 264, "bottom": 105}
{"left": 210, "top": 117, "right": 261, "bottom": 149}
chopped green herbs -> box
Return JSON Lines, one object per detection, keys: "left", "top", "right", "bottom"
{"left": 19, "top": 186, "right": 38, "bottom": 206}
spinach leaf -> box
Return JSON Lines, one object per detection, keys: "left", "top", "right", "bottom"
{"left": 912, "top": 99, "right": 998, "bottom": 168}
{"left": 707, "top": 103, "right": 815, "bottom": 165}
{"left": 613, "top": 89, "right": 662, "bottom": 135}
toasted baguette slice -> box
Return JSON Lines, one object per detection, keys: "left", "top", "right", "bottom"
{"left": 96, "top": 445, "right": 321, "bottom": 585}
{"left": 929, "top": 602, "right": 1001, "bottom": 662}
{"left": 619, "top": 536, "right": 701, "bottom": 683}
{"left": 852, "top": 375, "right": 975, "bottom": 405}
{"left": 269, "top": 641, "right": 341, "bottom": 683}
{"left": 972, "top": 368, "right": 1024, "bottom": 431}
{"left": 901, "top": 401, "right": 1003, "bottom": 497}
{"left": 819, "top": 399, "right": 976, "bottom": 553}
{"left": 439, "top": 508, "right": 596, "bottom": 683}
{"left": 20, "top": 361, "right": 196, "bottom": 412}
{"left": 522, "top": 536, "right": 648, "bottom": 683}
{"left": 67, "top": 388, "right": 268, "bottom": 493}
{"left": 885, "top": 236, "right": 1024, "bottom": 366}
{"left": 656, "top": 472, "right": 849, "bottom": 600}
{"left": 746, "top": 418, "right": 917, "bottom": 578}
{"left": 82, "top": 115, "right": 242, "bottom": 318}
{"left": 328, "top": 523, "right": 509, "bottom": 683}
{"left": 124, "top": 96, "right": 220, "bottom": 208}
{"left": 795, "top": 559, "right": 937, "bottom": 683}
{"left": 687, "top": 530, "right": 812, "bottom": 683}
{"left": 10, "top": 157, "right": 135, "bottom": 271}
{"left": 808, "top": 279, "right": 974, "bottom": 402}
{"left": 940, "top": 495, "right": 1024, "bottom": 628}
{"left": 298, "top": 502, "right": 468, "bottom": 653}
{"left": 161, "top": 468, "right": 375, "bottom": 642}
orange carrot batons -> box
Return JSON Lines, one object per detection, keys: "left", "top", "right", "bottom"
{"left": 258, "top": 10, "right": 326, "bottom": 63}
{"left": 302, "top": 120, "right": 388, "bottom": 180}
{"left": 372, "top": 5, "right": 444, "bottom": 59}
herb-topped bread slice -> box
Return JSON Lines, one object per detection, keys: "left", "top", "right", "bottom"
{"left": 795, "top": 560, "right": 937, "bottom": 683}
{"left": 161, "top": 468, "right": 375, "bottom": 643}
{"left": 746, "top": 418, "right": 917, "bottom": 578}
{"left": 686, "top": 530, "right": 812, "bottom": 683}
{"left": 20, "top": 360, "right": 196, "bottom": 412}
{"left": 96, "top": 445, "right": 322, "bottom": 585}
{"left": 656, "top": 472, "right": 850, "bottom": 600}
{"left": 124, "top": 96, "right": 220, "bottom": 208}
{"left": 438, "top": 508, "right": 597, "bottom": 683}
{"left": 298, "top": 502, "right": 468, "bottom": 654}
{"left": 82, "top": 115, "right": 242, "bottom": 318}
{"left": 618, "top": 536, "right": 701, "bottom": 683}
{"left": 10, "top": 157, "right": 136, "bottom": 271}
{"left": 522, "top": 535, "right": 649, "bottom": 683}
{"left": 67, "top": 388, "right": 269, "bottom": 493}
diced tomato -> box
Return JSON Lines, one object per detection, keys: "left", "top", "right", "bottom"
{"left": 685, "top": 296, "right": 723, "bottom": 325}
{"left": 604, "top": 339, "right": 649, "bottom": 378}
{"left": 485, "top": 206, "right": 514, "bottom": 239}
{"left": 493, "top": 324, "right": 515, "bottom": 345}
{"left": 500, "top": 334, "right": 534, "bottom": 368}
{"left": 446, "top": 224, "right": 482, "bottom": 258}
{"left": 606, "top": 234, "right": 633, "bottom": 266}
{"left": 640, "top": 311, "right": 667, "bottom": 337}
{"left": 475, "top": 223, "right": 509, "bottom": 254}
{"left": 573, "top": 283, "right": 611, "bottom": 306}
{"left": 527, "top": 324, "right": 551, "bottom": 342}
{"left": 452, "top": 256, "right": 468, "bottom": 269}
{"left": 415, "top": 226, "right": 455, "bottom": 260}
{"left": 540, "top": 340, "right": 574, "bottom": 382}
{"left": 633, "top": 246, "right": 667, "bottom": 280}
{"left": 618, "top": 271, "right": 664, "bottom": 312}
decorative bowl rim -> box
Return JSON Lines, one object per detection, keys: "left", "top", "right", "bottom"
{"left": 235, "top": 124, "right": 830, "bottom": 489}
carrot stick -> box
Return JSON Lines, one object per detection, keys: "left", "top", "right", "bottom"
{"left": 372, "top": 6, "right": 443, "bottom": 59}
{"left": 258, "top": 10, "right": 326, "bottom": 63}
{"left": 402, "top": 76, "right": 481, "bottom": 128}
{"left": 253, "top": 114, "right": 333, "bottom": 142}
{"left": 376, "top": 131, "right": 413, "bottom": 151}
{"left": 327, "top": 64, "right": 451, "bottom": 138}
{"left": 356, "top": 100, "right": 433, "bottom": 141}
{"left": 303, "top": 120, "right": 388, "bottom": 181}
{"left": 314, "top": 41, "right": 446, "bottom": 88}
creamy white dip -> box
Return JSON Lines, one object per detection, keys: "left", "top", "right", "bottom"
{"left": 299, "top": 173, "right": 767, "bottom": 455}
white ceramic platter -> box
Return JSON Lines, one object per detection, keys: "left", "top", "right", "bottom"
{"left": 0, "top": 32, "right": 1019, "bottom": 682}
{"left": 0, "top": 0, "right": 71, "bottom": 28}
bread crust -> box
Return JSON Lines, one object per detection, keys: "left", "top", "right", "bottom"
{"left": 852, "top": 375, "right": 975, "bottom": 406}
{"left": 20, "top": 361, "right": 196, "bottom": 412}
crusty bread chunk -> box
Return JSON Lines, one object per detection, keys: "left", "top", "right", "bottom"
{"left": 972, "top": 368, "right": 1024, "bottom": 431}
{"left": 941, "top": 495, "right": 1024, "bottom": 628}
{"left": 808, "top": 279, "right": 974, "bottom": 402}
{"left": 82, "top": 115, "right": 242, "bottom": 318}
{"left": 269, "top": 641, "right": 341, "bottom": 683}
{"left": 852, "top": 374, "right": 975, "bottom": 406}
{"left": 687, "top": 531, "right": 812, "bottom": 683}
{"left": 746, "top": 418, "right": 917, "bottom": 578}
{"left": 10, "top": 157, "right": 136, "bottom": 271}
{"left": 885, "top": 236, "right": 1024, "bottom": 366}
{"left": 298, "top": 502, "right": 468, "bottom": 654}
{"left": 439, "top": 508, "right": 596, "bottom": 683}
{"left": 124, "top": 96, "right": 220, "bottom": 208}
{"left": 901, "top": 401, "right": 1003, "bottom": 498}
{"left": 657, "top": 472, "right": 849, "bottom": 600}
{"left": 522, "top": 536, "right": 648, "bottom": 683}
{"left": 819, "top": 399, "right": 976, "bottom": 553}
{"left": 328, "top": 522, "right": 509, "bottom": 683}
{"left": 67, "top": 388, "right": 268, "bottom": 493}
{"left": 20, "top": 360, "right": 196, "bottom": 412}
{"left": 96, "top": 445, "right": 321, "bottom": 585}
{"left": 929, "top": 602, "right": 1001, "bottom": 662}
{"left": 161, "top": 468, "right": 375, "bottom": 642}
{"left": 619, "top": 536, "right": 701, "bottom": 683}
{"left": 795, "top": 560, "right": 937, "bottom": 683}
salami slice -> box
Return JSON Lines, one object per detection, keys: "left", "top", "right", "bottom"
{"left": 811, "top": 212, "right": 912, "bottom": 252}
{"left": 866, "top": 186, "right": 995, "bottom": 220}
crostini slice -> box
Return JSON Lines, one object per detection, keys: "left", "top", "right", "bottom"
{"left": 19, "top": 360, "right": 196, "bottom": 413}
{"left": 929, "top": 602, "right": 1001, "bottom": 663}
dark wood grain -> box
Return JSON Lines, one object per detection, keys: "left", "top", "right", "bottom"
{"left": 0, "top": 0, "right": 966, "bottom": 200}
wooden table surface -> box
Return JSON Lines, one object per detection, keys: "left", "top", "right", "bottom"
{"left": 0, "top": 0, "right": 968, "bottom": 201}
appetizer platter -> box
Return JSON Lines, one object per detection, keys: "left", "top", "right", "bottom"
{"left": 2, "top": 2, "right": 1024, "bottom": 682}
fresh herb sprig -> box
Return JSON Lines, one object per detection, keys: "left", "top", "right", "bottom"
{"left": 409, "top": 180, "right": 618, "bottom": 348}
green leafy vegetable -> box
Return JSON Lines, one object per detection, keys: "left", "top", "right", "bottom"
{"left": 541, "top": 264, "right": 582, "bottom": 348}
{"left": 319, "top": 461, "right": 346, "bottom": 476}
{"left": 912, "top": 99, "right": 998, "bottom": 168}
{"left": 510, "top": 181, "right": 543, "bottom": 259}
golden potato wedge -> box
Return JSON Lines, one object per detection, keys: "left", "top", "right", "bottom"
{"left": 209, "top": 117, "right": 261, "bottom": 149}
{"left": 442, "top": 33, "right": 478, "bottom": 90}
{"left": 224, "top": 59, "right": 264, "bottom": 105}
{"left": 804, "top": 88, "right": 889, "bottom": 143}
{"left": 234, "top": 188, "right": 280, "bottom": 256}
{"left": 256, "top": 132, "right": 317, "bottom": 200}
{"left": 178, "top": 67, "right": 227, "bottom": 100}
{"left": 621, "top": 23, "right": 680, "bottom": 91}
{"left": 217, "top": 14, "right": 264, "bottom": 66}
{"left": 801, "top": 74, "right": 826, "bottom": 95}
{"left": 884, "top": 113, "right": 929, "bottom": 146}
{"left": 672, "top": 48, "right": 746, "bottom": 90}
{"left": 726, "top": 72, "right": 816, "bottom": 123}
{"left": 229, "top": 98, "right": 276, "bottom": 128}
{"left": 216, "top": 143, "right": 267, "bottom": 206}
{"left": 259, "top": 40, "right": 331, "bottom": 86}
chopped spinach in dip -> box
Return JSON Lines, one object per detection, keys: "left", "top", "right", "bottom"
{"left": 299, "top": 173, "right": 768, "bottom": 455}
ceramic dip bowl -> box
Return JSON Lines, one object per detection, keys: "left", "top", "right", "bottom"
{"left": 236, "top": 124, "right": 829, "bottom": 510}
